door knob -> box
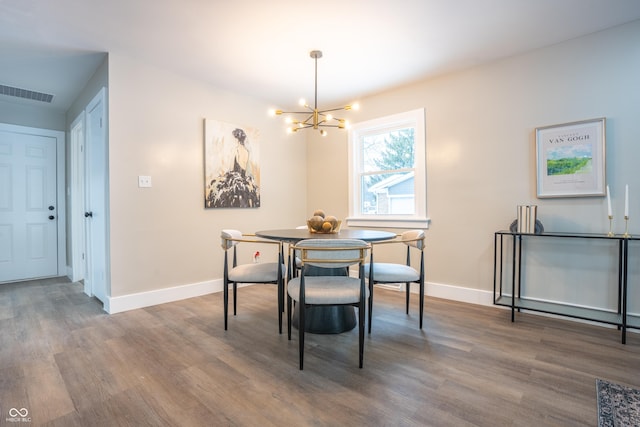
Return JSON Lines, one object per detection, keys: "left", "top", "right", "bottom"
{"left": 84, "top": 212, "right": 93, "bottom": 218}
{"left": 48, "top": 205, "right": 55, "bottom": 211}
{"left": 48, "top": 215, "right": 55, "bottom": 220}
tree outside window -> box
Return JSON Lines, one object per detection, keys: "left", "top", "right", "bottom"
{"left": 361, "top": 128, "right": 415, "bottom": 214}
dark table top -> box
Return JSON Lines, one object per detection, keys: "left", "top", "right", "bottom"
{"left": 255, "top": 228, "right": 396, "bottom": 243}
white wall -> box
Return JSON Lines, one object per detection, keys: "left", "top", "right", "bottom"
{"left": 307, "top": 20, "right": 640, "bottom": 311}
{"left": 106, "top": 51, "right": 308, "bottom": 302}
{"left": 0, "top": 100, "right": 66, "bottom": 131}
{"left": 67, "top": 55, "right": 109, "bottom": 128}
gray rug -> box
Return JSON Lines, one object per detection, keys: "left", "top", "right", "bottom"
{"left": 597, "top": 379, "right": 640, "bottom": 426}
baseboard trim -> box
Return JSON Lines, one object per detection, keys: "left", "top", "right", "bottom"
{"left": 105, "top": 279, "right": 226, "bottom": 314}
{"left": 424, "top": 280, "right": 494, "bottom": 306}
{"left": 102, "top": 278, "right": 639, "bottom": 335}
{"left": 104, "top": 277, "right": 493, "bottom": 314}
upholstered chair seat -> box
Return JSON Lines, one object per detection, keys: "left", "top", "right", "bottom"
{"left": 221, "top": 229, "right": 285, "bottom": 333}
{"left": 364, "top": 229, "right": 426, "bottom": 331}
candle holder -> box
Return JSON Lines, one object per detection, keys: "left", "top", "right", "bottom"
{"left": 608, "top": 215, "right": 615, "bottom": 237}
{"left": 623, "top": 216, "right": 631, "bottom": 238}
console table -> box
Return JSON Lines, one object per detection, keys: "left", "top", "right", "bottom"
{"left": 493, "top": 230, "right": 637, "bottom": 344}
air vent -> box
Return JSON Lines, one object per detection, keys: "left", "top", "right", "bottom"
{"left": 0, "top": 84, "right": 54, "bottom": 103}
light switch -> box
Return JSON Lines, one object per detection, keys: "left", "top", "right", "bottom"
{"left": 138, "top": 175, "right": 152, "bottom": 188}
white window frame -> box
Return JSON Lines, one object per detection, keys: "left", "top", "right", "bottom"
{"left": 347, "top": 108, "right": 429, "bottom": 229}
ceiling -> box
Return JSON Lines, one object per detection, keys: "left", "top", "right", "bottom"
{"left": 2, "top": 0, "right": 640, "bottom": 113}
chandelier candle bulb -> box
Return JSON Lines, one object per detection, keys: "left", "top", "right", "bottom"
{"left": 607, "top": 185, "right": 612, "bottom": 217}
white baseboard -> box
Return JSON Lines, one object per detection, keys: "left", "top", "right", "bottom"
{"left": 103, "top": 276, "right": 494, "bottom": 315}
{"left": 379, "top": 280, "right": 495, "bottom": 306}
{"left": 103, "top": 278, "right": 638, "bottom": 336}
{"left": 424, "top": 280, "right": 494, "bottom": 306}
{"left": 105, "top": 278, "right": 226, "bottom": 314}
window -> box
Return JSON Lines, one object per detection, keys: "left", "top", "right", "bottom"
{"left": 347, "top": 108, "right": 428, "bottom": 229}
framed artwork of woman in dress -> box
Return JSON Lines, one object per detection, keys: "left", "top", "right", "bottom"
{"left": 204, "top": 119, "right": 261, "bottom": 208}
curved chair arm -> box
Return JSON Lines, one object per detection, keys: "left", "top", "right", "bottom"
{"left": 368, "top": 230, "right": 425, "bottom": 248}
{"left": 221, "top": 233, "right": 284, "bottom": 250}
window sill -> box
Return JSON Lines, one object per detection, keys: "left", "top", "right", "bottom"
{"left": 345, "top": 216, "right": 430, "bottom": 229}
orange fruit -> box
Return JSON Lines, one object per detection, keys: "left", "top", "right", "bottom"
{"left": 325, "top": 215, "right": 338, "bottom": 228}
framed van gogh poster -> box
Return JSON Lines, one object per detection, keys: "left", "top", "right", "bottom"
{"left": 535, "top": 117, "right": 606, "bottom": 198}
{"left": 204, "top": 119, "right": 261, "bottom": 208}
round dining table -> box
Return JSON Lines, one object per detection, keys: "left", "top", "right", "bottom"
{"left": 256, "top": 228, "right": 395, "bottom": 243}
{"left": 256, "top": 228, "right": 396, "bottom": 333}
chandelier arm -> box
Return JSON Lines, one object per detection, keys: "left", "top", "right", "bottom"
{"left": 300, "top": 113, "right": 314, "bottom": 123}
{"left": 318, "top": 107, "right": 349, "bottom": 114}
{"left": 316, "top": 124, "right": 343, "bottom": 128}
{"left": 278, "top": 110, "right": 314, "bottom": 115}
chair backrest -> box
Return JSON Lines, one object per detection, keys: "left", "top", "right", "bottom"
{"left": 221, "top": 229, "right": 242, "bottom": 250}
{"left": 295, "top": 239, "right": 369, "bottom": 269}
{"left": 401, "top": 229, "right": 425, "bottom": 250}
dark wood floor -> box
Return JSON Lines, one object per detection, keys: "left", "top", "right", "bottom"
{"left": 1, "top": 277, "right": 639, "bottom": 426}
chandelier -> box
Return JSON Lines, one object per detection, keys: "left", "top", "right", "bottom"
{"left": 269, "top": 50, "right": 359, "bottom": 136}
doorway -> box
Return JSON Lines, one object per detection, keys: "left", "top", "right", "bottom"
{"left": 0, "top": 123, "right": 66, "bottom": 282}
{"left": 69, "top": 112, "right": 86, "bottom": 283}
{"left": 69, "top": 87, "right": 109, "bottom": 304}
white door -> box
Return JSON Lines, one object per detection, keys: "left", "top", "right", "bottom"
{"left": 84, "top": 88, "right": 109, "bottom": 303}
{"left": 69, "top": 113, "right": 86, "bottom": 283}
{"left": 0, "top": 125, "right": 61, "bottom": 282}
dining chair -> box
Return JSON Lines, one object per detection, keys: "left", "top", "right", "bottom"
{"left": 287, "top": 238, "right": 370, "bottom": 370}
{"left": 364, "top": 229, "right": 425, "bottom": 332}
{"left": 220, "top": 229, "right": 285, "bottom": 333}
{"left": 288, "top": 225, "right": 308, "bottom": 280}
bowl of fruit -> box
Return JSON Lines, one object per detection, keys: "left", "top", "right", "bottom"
{"left": 306, "top": 209, "right": 341, "bottom": 234}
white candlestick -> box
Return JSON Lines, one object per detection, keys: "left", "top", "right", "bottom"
{"left": 625, "top": 184, "right": 629, "bottom": 218}
{"left": 607, "top": 185, "right": 612, "bottom": 217}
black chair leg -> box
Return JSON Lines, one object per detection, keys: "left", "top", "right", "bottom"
{"left": 405, "top": 282, "right": 410, "bottom": 314}
{"left": 298, "top": 303, "right": 305, "bottom": 370}
{"left": 287, "top": 295, "right": 292, "bottom": 340}
{"left": 223, "top": 281, "right": 228, "bottom": 330}
{"left": 277, "top": 281, "right": 283, "bottom": 334}
{"left": 368, "top": 280, "right": 374, "bottom": 334}
{"left": 419, "top": 280, "right": 425, "bottom": 329}
{"left": 233, "top": 283, "right": 238, "bottom": 315}
{"left": 359, "top": 302, "right": 365, "bottom": 368}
